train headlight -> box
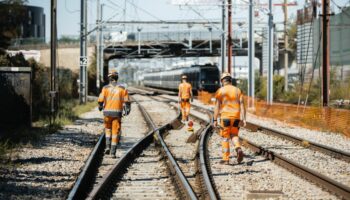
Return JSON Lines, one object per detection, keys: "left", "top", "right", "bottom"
{"left": 201, "top": 81, "right": 204, "bottom": 84}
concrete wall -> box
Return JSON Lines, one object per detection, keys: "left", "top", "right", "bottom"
{"left": 39, "top": 46, "right": 95, "bottom": 72}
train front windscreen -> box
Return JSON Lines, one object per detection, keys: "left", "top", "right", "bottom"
{"left": 200, "top": 68, "right": 220, "bottom": 92}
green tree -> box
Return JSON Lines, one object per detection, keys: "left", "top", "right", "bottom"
{"left": 58, "top": 36, "right": 79, "bottom": 44}
{"left": 0, "top": 0, "right": 27, "bottom": 50}
{"left": 288, "top": 19, "right": 297, "bottom": 53}
{"left": 88, "top": 47, "right": 97, "bottom": 95}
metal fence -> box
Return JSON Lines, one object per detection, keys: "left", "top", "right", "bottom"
{"left": 297, "top": 7, "right": 350, "bottom": 68}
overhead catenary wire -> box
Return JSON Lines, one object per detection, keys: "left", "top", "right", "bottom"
{"left": 330, "top": 0, "right": 350, "bottom": 18}
{"left": 183, "top": 2, "right": 223, "bottom": 32}
{"left": 125, "top": 0, "right": 166, "bottom": 22}
{"left": 303, "top": 29, "right": 323, "bottom": 110}
{"left": 106, "top": 0, "right": 174, "bottom": 39}
{"left": 83, "top": 5, "right": 123, "bottom": 38}
{"left": 64, "top": 0, "right": 80, "bottom": 13}
{"left": 107, "top": 0, "right": 169, "bottom": 32}
{"left": 106, "top": 0, "right": 215, "bottom": 45}
{"left": 297, "top": 6, "right": 316, "bottom": 110}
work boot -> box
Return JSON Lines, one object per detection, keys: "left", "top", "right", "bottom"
{"left": 236, "top": 147, "right": 244, "bottom": 164}
{"left": 104, "top": 148, "right": 110, "bottom": 155}
{"left": 219, "top": 160, "right": 230, "bottom": 165}
{"left": 105, "top": 138, "right": 111, "bottom": 154}
{"left": 110, "top": 145, "right": 117, "bottom": 159}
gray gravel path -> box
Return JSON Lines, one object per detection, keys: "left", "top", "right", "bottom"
{"left": 208, "top": 131, "right": 339, "bottom": 200}
{"left": 0, "top": 107, "right": 103, "bottom": 200}
{"left": 161, "top": 94, "right": 350, "bottom": 154}
{"left": 240, "top": 129, "right": 350, "bottom": 186}
{"left": 164, "top": 118, "right": 202, "bottom": 196}
{"left": 91, "top": 102, "right": 149, "bottom": 192}
{"left": 246, "top": 113, "right": 350, "bottom": 153}
{"left": 111, "top": 94, "right": 179, "bottom": 199}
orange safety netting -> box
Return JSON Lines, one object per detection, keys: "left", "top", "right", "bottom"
{"left": 198, "top": 91, "right": 350, "bottom": 137}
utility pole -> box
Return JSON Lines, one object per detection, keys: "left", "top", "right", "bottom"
{"left": 137, "top": 27, "right": 142, "bottom": 54}
{"left": 79, "top": 0, "right": 87, "bottom": 104}
{"left": 208, "top": 27, "right": 213, "bottom": 54}
{"left": 96, "top": 0, "right": 101, "bottom": 92}
{"left": 221, "top": 0, "right": 226, "bottom": 72}
{"left": 99, "top": 4, "right": 104, "bottom": 87}
{"left": 227, "top": 0, "right": 233, "bottom": 75}
{"left": 267, "top": 0, "right": 274, "bottom": 104}
{"left": 322, "top": 0, "right": 330, "bottom": 107}
{"left": 283, "top": 0, "right": 289, "bottom": 92}
{"left": 123, "top": 0, "right": 127, "bottom": 31}
{"left": 50, "top": 0, "right": 57, "bottom": 117}
{"left": 188, "top": 24, "right": 193, "bottom": 50}
{"left": 248, "top": 0, "right": 255, "bottom": 108}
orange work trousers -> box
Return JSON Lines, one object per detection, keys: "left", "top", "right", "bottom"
{"left": 104, "top": 116, "right": 121, "bottom": 146}
{"left": 180, "top": 99, "right": 191, "bottom": 121}
{"left": 220, "top": 118, "right": 241, "bottom": 161}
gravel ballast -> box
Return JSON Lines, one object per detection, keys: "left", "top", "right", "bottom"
{"left": 0, "top": 108, "right": 103, "bottom": 200}
{"left": 161, "top": 94, "right": 350, "bottom": 154}
{"left": 208, "top": 131, "right": 339, "bottom": 199}
{"left": 91, "top": 102, "right": 150, "bottom": 192}
{"left": 111, "top": 94, "right": 179, "bottom": 199}
{"left": 240, "top": 129, "right": 350, "bottom": 186}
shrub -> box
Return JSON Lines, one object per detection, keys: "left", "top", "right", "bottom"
{"left": 88, "top": 48, "right": 97, "bottom": 95}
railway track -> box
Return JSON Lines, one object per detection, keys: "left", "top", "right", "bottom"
{"left": 144, "top": 89, "right": 349, "bottom": 199}
{"left": 190, "top": 103, "right": 350, "bottom": 199}
{"left": 68, "top": 94, "right": 205, "bottom": 200}
{"left": 67, "top": 100, "right": 150, "bottom": 200}
{"left": 148, "top": 95, "right": 215, "bottom": 199}
{"left": 68, "top": 87, "right": 349, "bottom": 199}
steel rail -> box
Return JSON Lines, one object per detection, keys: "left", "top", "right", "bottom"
{"left": 188, "top": 103, "right": 350, "bottom": 199}
{"left": 152, "top": 92, "right": 350, "bottom": 161}
{"left": 245, "top": 122, "right": 350, "bottom": 162}
{"left": 86, "top": 99, "right": 176, "bottom": 199}
{"left": 241, "top": 138, "right": 350, "bottom": 199}
{"left": 188, "top": 107, "right": 219, "bottom": 200}
{"left": 144, "top": 96, "right": 198, "bottom": 200}
{"left": 67, "top": 133, "right": 105, "bottom": 200}
{"left": 155, "top": 129, "right": 198, "bottom": 200}
{"left": 199, "top": 125, "right": 218, "bottom": 200}
{"left": 87, "top": 130, "right": 155, "bottom": 199}
{"left": 156, "top": 96, "right": 219, "bottom": 200}
{"left": 87, "top": 97, "right": 198, "bottom": 200}
{"left": 67, "top": 97, "right": 154, "bottom": 200}
{"left": 68, "top": 97, "right": 148, "bottom": 200}
{"left": 153, "top": 94, "right": 350, "bottom": 199}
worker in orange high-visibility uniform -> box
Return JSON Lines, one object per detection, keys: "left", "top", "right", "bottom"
{"left": 178, "top": 75, "right": 193, "bottom": 123}
{"left": 212, "top": 72, "right": 246, "bottom": 165}
{"left": 98, "top": 70, "right": 131, "bottom": 158}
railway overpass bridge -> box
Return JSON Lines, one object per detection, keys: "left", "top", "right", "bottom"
{"left": 101, "top": 31, "right": 264, "bottom": 83}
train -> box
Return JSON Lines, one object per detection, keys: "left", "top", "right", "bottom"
{"left": 143, "top": 63, "right": 221, "bottom": 93}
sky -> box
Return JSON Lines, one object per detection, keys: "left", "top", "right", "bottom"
{"left": 27, "top": 0, "right": 350, "bottom": 40}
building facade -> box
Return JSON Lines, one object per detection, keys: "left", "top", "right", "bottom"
{"left": 21, "top": 5, "right": 45, "bottom": 39}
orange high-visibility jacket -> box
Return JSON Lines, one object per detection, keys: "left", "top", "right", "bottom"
{"left": 98, "top": 83, "right": 129, "bottom": 118}
{"left": 215, "top": 84, "right": 242, "bottom": 119}
{"left": 178, "top": 82, "right": 192, "bottom": 99}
